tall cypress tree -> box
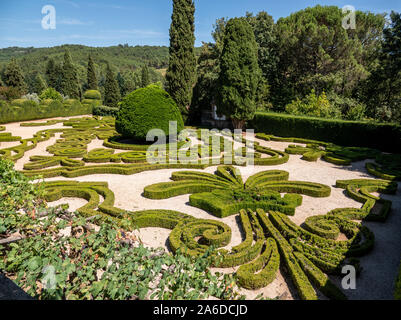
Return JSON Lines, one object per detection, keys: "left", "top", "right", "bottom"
{"left": 34, "top": 74, "right": 47, "bottom": 94}
{"left": 61, "top": 50, "right": 80, "bottom": 99}
{"left": 141, "top": 65, "right": 150, "bottom": 88}
{"left": 104, "top": 63, "right": 121, "bottom": 108}
{"left": 87, "top": 54, "right": 98, "bottom": 90}
{"left": 4, "top": 58, "right": 27, "bottom": 95}
{"left": 166, "top": 0, "right": 196, "bottom": 122}
{"left": 45, "top": 58, "right": 57, "bottom": 88}
{"left": 217, "top": 18, "right": 261, "bottom": 129}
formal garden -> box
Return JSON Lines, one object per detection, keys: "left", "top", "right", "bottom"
{"left": 0, "top": 2, "right": 401, "bottom": 301}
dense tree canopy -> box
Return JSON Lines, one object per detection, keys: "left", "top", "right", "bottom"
{"left": 166, "top": 0, "right": 196, "bottom": 122}
{"left": 272, "top": 5, "right": 385, "bottom": 108}
{"left": 361, "top": 11, "right": 401, "bottom": 122}
{"left": 217, "top": 18, "right": 261, "bottom": 129}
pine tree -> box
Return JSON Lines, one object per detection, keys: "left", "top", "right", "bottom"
{"left": 104, "top": 63, "right": 121, "bottom": 108}
{"left": 4, "top": 58, "right": 27, "bottom": 95}
{"left": 217, "top": 18, "right": 261, "bottom": 129}
{"left": 87, "top": 55, "right": 98, "bottom": 90}
{"left": 166, "top": 0, "right": 196, "bottom": 122}
{"left": 141, "top": 65, "right": 150, "bottom": 88}
{"left": 61, "top": 50, "right": 80, "bottom": 99}
{"left": 34, "top": 74, "right": 47, "bottom": 94}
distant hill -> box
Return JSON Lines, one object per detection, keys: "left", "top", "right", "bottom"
{"left": 0, "top": 44, "right": 171, "bottom": 92}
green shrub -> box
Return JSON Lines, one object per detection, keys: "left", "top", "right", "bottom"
{"left": 84, "top": 89, "right": 102, "bottom": 100}
{"left": 116, "top": 84, "right": 184, "bottom": 142}
{"left": 39, "top": 88, "right": 63, "bottom": 103}
{"left": 285, "top": 90, "right": 341, "bottom": 119}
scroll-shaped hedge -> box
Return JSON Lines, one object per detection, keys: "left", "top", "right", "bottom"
{"left": 144, "top": 166, "right": 330, "bottom": 218}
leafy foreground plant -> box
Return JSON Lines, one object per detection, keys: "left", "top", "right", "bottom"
{"left": 0, "top": 159, "right": 237, "bottom": 300}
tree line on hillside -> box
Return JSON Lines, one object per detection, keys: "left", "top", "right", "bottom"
{"left": 0, "top": 44, "right": 166, "bottom": 99}
{"left": 0, "top": 49, "right": 155, "bottom": 108}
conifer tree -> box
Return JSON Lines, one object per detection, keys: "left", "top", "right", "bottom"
{"left": 87, "top": 55, "right": 98, "bottom": 90}
{"left": 61, "top": 50, "right": 80, "bottom": 99}
{"left": 34, "top": 74, "right": 47, "bottom": 94}
{"left": 217, "top": 18, "right": 261, "bottom": 129}
{"left": 141, "top": 65, "right": 150, "bottom": 88}
{"left": 45, "top": 59, "right": 57, "bottom": 88}
{"left": 166, "top": 0, "right": 196, "bottom": 122}
{"left": 104, "top": 63, "right": 121, "bottom": 108}
{"left": 4, "top": 58, "right": 27, "bottom": 95}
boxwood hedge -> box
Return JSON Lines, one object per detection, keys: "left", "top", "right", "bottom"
{"left": 250, "top": 112, "right": 401, "bottom": 153}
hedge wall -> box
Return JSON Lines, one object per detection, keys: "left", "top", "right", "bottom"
{"left": 249, "top": 112, "right": 401, "bottom": 153}
{"left": 0, "top": 99, "right": 92, "bottom": 124}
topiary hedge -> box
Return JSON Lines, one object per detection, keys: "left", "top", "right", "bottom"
{"left": 251, "top": 112, "right": 401, "bottom": 154}
{"left": 0, "top": 99, "right": 92, "bottom": 124}
{"left": 116, "top": 84, "right": 184, "bottom": 142}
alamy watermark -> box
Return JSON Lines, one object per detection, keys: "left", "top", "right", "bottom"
{"left": 342, "top": 265, "right": 357, "bottom": 290}
{"left": 41, "top": 5, "right": 56, "bottom": 30}
{"left": 342, "top": 5, "right": 356, "bottom": 30}
{"left": 145, "top": 122, "right": 255, "bottom": 167}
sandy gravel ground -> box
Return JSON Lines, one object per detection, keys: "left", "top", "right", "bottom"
{"left": 2, "top": 116, "right": 401, "bottom": 300}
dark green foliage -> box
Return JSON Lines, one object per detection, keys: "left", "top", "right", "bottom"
{"left": 104, "top": 63, "right": 121, "bottom": 108}
{"left": 61, "top": 50, "right": 80, "bottom": 99}
{"left": 3, "top": 57, "right": 27, "bottom": 95}
{"left": 34, "top": 74, "right": 47, "bottom": 94}
{"left": 166, "top": 0, "right": 196, "bottom": 122}
{"left": 141, "top": 65, "right": 150, "bottom": 88}
{"left": 246, "top": 11, "right": 277, "bottom": 99}
{"left": 116, "top": 84, "right": 184, "bottom": 141}
{"left": 189, "top": 18, "right": 226, "bottom": 124}
{"left": 45, "top": 58, "right": 62, "bottom": 92}
{"left": 87, "top": 55, "right": 98, "bottom": 90}
{"left": 362, "top": 11, "right": 401, "bottom": 122}
{"left": 217, "top": 18, "right": 261, "bottom": 129}
{"left": 251, "top": 112, "right": 401, "bottom": 153}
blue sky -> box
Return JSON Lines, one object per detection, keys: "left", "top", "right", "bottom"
{"left": 0, "top": 0, "right": 400, "bottom": 48}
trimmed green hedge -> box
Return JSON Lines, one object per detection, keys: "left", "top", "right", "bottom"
{"left": 0, "top": 99, "right": 92, "bottom": 124}
{"left": 250, "top": 112, "right": 401, "bottom": 153}
{"left": 93, "top": 105, "right": 120, "bottom": 117}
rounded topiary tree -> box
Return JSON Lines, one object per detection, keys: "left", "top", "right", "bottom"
{"left": 116, "top": 84, "right": 184, "bottom": 142}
